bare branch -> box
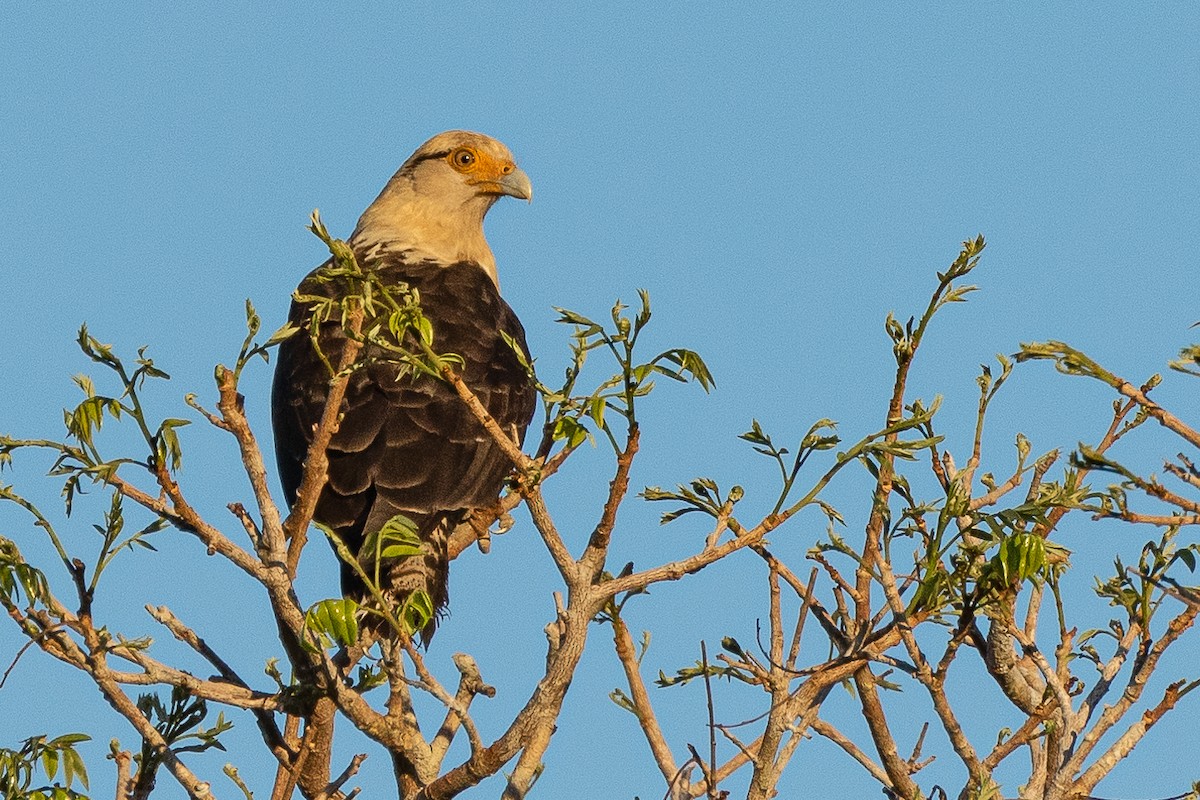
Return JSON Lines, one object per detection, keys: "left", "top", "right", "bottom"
{"left": 579, "top": 425, "right": 640, "bottom": 578}
{"left": 1007, "top": 622, "right": 1076, "bottom": 732}
{"left": 214, "top": 367, "right": 285, "bottom": 560}
{"left": 402, "top": 640, "right": 487, "bottom": 759}
{"left": 980, "top": 699, "right": 1055, "bottom": 772}
{"left": 145, "top": 605, "right": 291, "bottom": 761}
{"left": 521, "top": 486, "right": 577, "bottom": 581}
{"left": 441, "top": 367, "right": 533, "bottom": 470}
{"left": 811, "top": 717, "right": 891, "bottom": 785}
{"left": 113, "top": 748, "right": 134, "bottom": 800}
{"left": 313, "top": 753, "right": 368, "bottom": 800}
{"left": 612, "top": 615, "right": 678, "bottom": 785}
{"left": 701, "top": 641, "right": 719, "bottom": 800}
{"left": 1111, "top": 378, "right": 1200, "bottom": 450}
{"left": 852, "top": 665, "right": 914, "bottom": 798}
{"left": 1058, "top": 604, "right": 1200, "bottom": 792}
{"left": 283, "top": 304, "right": 365, "bottom": 576}
{"left": 1074, "top": 677, "right": 1199, "bottom": 796}
{"left": 969, "top": 468, "right": 1023, "bottom": 511}
{"left": 105, "top": 472, "right": 270, "bottom": 584}
{"left": 79, "top": 625, "right": 219, "bottom": 798}
{"left": 1111, "top": 512, "right": 1200, "bottom": 526}
{"left": 873, "top": 544, "right": 982, "bottom": 780}
{"left": 227, "top": 502, "right": 263, "bottom": 548}
{"left": 431, "top": 653, "right": 496, "bottom": 766}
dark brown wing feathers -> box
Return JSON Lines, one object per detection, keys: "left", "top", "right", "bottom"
{"left": 271, "top": 254, "right": 536, "bottom": 633}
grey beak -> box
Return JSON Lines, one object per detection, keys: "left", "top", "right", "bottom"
{"left": 497, "top": 166, "right": 533, "bottom": 202}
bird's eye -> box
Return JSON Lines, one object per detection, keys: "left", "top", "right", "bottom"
{"left": 450, "top": 148, "right": 476, "bottom": 169}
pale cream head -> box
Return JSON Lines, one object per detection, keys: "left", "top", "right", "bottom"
{"left": 348, "top": 130, "right": 532, "bottom": 285}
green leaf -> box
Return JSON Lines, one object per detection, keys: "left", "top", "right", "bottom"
{"left": 378, "top": 514, "right": 421, "bottom": 544}
{"left": 244, "top": 299, "right": 261, "bottom": 337}
{"left": 740, "top": 419, "right": 771, "bottom": 447}
{"left": 304, "top": 598, "right": 360, "bottom": 650}
{"left": 264, "top": 657, "right": 284, "bottom": 688}
{"left": 609, "top": 687, "right": 636, "bottom": 714}
{"left": 380, "top": 542, "right": 423, "bottom": 559}
{"left": 402, "top": 589, "right": 435, "bottom": 634}
{"left": 634, "top": 289, "right": 652, "bottom": 334}
{"left": 552, "top": 416, "right": 593, "bottom": 449}
{"left": 41, "top": 747, "right": 59, "bottom": 782}
{"left": 501, "top": 330, "right": 534, "bottom": 373}
{"left": 587, "top": 395, "right": 607, "bottom": 430}
{"left": 265, "top": 321, "right": 301, "bottom": 347}
{"left": 63, "top": 746, "right": 88, "bottom": 791}
{"left": 359, "top": 514, "right": 425, "bottom": 563}
{"left": 1178, "top": 547, "right": 1197, "bottom": 573}
{"left": 553, "top": 307, "right": 604, "bottom": 336}
{"left": 415, "top": 314, "right": 435, "bottom": 346}
{"left": 47, "top": 734, "right": 90, "bottom": 748}
{"left": 655, "top": 348, "right": 715, "bottom": 392}
{"left": 353, "top": 662, "right": 389, "bottom": 692}
{"left": 995, "top": 532, "right": 1047, "bottom": 585}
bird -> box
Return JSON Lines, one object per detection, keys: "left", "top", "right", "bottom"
{"left": 271, "top": 130, "right": 537, "bottom": 641}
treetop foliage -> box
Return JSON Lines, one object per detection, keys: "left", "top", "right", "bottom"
{"left": 1, "top": 230, "right": 1198, "bottom": 800}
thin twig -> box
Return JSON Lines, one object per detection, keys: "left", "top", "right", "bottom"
{"left": 145, "top": 605, "right": 290, "bottom": 761}
{"left": 700, "top": 641, "right": 719, "bottom": 800}
{"left": 313, "top": 753, "right": 368, "bottom": 800}
{"left": 282, "top": 304, "right": 365, "bottom": 576}
{"left": 431, "top": 653, "right": 496, "bottom": 766}
{"left": 0, "top": 629, "right": 48, "bottom": 689}
{"left": 612, "top": 615, "right": 678, "bottom": 784}
{"left": 810, "top": 717, "right": 890, "bottom": 785}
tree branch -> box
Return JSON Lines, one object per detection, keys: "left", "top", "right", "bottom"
{"left": 611, "top": 615, "right": 678, "bottom": 786}
{"left": 283, "top": 305, "right": 365, "bottom": 577}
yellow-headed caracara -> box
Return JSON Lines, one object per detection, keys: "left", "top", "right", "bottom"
{"left": 271, "top": 131, "right": 536, "bottom": 640}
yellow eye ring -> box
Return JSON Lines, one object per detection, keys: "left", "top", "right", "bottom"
{"left": 450, "top": 148, "right": 477, "bottom": 170}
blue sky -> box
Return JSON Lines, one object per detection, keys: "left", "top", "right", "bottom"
{"left": 2, "top": 4, "right": 1198, "bottom": 798}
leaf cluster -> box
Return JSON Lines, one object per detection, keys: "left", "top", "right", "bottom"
{"left": 885, "top": 235, "right": 984, "bottom": 365}
{"left": 0, "top": 537, "right": 50, "bottom": 608}
{"left": 314, "top": 514, "right": 435, "bottom": 641}
{"left": 740, "top": 417, "right": 840, "bottom": 515}
{"left": 1093, "top": 526, "right": 1200, "bottom": 633}
{"left": 294, "top": 211, "right": 458, "bottom": 385}
{"left": 129, "top": 687, "right": 231, "bottom": 799}
{"left": 655, "top": 657, "right": 754, "bottom": 689}
{"left": 543, "top": 291, "right": 713, "bottom": 454}
{"left": 641, "top": 478, "right": 743, "bottom": 526}
{"left": 0, "top": 734, "right": 90, "bottom": 800}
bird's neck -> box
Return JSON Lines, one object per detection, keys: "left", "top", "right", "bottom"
{"left": 348, "top": 193, "right": 499, "bottom": 286}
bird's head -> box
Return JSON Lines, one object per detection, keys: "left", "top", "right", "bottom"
{"left": 404, "top": 130, "right": 533, "bottom": 204}
{"left": 349, "top": 131, "right": 531, "bottom": 285}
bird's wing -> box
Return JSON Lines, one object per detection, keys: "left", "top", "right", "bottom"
{"left": 270, "top": 256, "right": 535, "bottom": 548}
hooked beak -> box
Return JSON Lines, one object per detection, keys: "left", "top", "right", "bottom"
{"left": 495, "top": 166, "right": 533, "bottom": 202}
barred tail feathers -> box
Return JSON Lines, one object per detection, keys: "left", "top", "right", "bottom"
{"left": 340, "top": 509, "right": 460, "bottom": 643}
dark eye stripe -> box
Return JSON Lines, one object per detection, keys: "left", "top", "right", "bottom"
{"left": 409, "top": 149, "right": 453, "bottom": 166}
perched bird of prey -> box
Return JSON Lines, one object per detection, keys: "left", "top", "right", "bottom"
{"left": 271, "top": 130, "right": 537, "bottom": 640}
